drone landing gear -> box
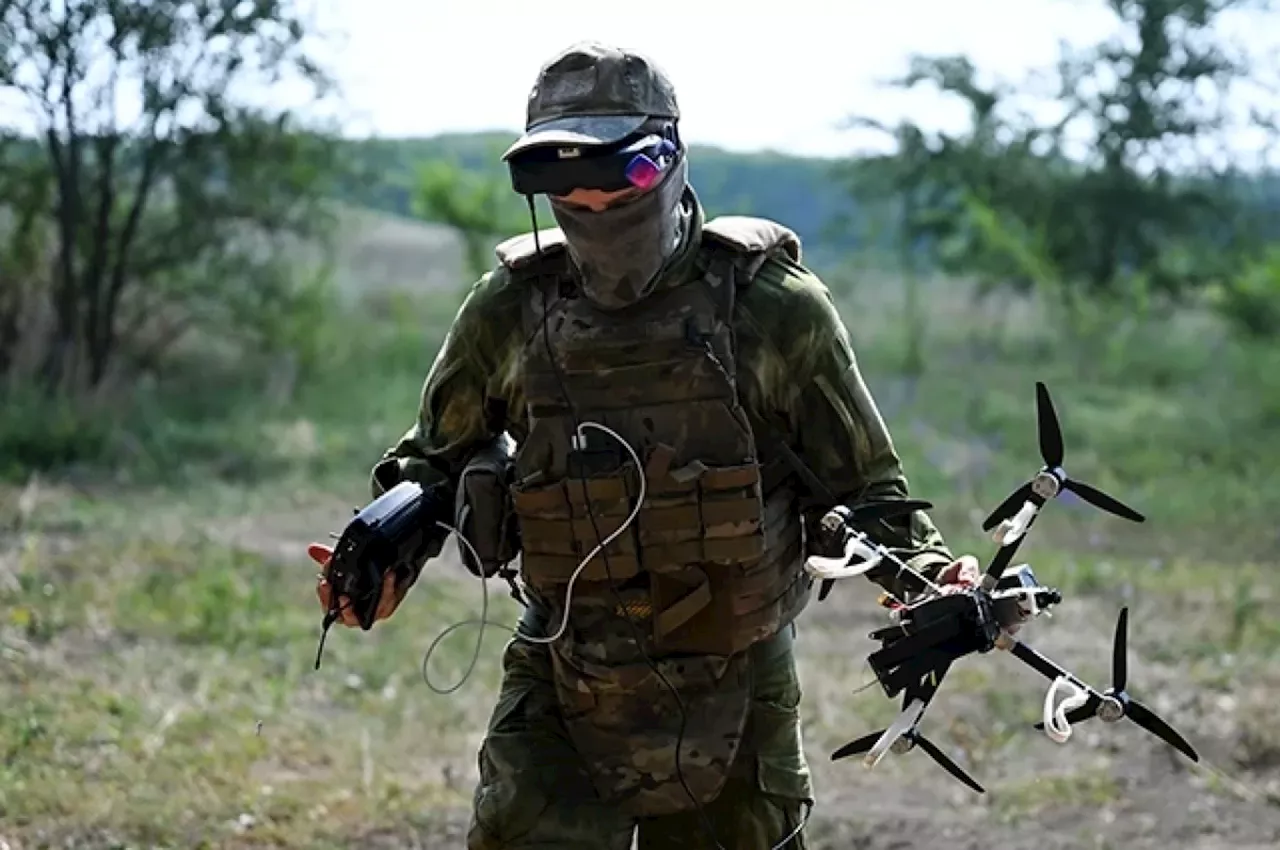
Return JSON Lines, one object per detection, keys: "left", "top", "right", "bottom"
{"left": 1023, "top": 607, "right": 1199, "bottom": 761}
{"left": 804, "top": 499, "right": 935, "bottom": 601}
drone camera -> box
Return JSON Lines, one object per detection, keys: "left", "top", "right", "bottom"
{"left": 995, "top": 563, "right": 1039, "bottom": 592}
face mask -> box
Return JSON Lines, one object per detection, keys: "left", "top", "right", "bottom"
{"left": 549, "top": 154, "right": 691, "bottom": 311}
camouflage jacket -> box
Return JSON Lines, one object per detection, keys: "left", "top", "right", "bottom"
{"left": 370, "top": 233, "right": 956, "bottom": 597}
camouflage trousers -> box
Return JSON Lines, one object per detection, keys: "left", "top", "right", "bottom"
{"left": 465, "top": 615, "right": 814, "bottom": 849}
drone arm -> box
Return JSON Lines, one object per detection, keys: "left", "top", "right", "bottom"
{"left": 1000, "top": 635, "right": 1107, "bottom": 702}
{"left": 979, "top": 503, "right": 1044, "bottom": 589}
{"left": 996, "top": 635, "right": 1117, "bottom": 745}
{"left": 1003, "top": 636, "right": 1077, "bottom": 683}
{"left": 800, "top": 498, "right": 949, "bottom": 600}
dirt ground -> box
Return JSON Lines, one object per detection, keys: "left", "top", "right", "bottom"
{"left": 372, "top": 572, "right": 1280, "bottom": 850}
{"left": 3, "top": 484, "right": 1278, "bottom": 850}
{"left": 290, "top": 508, "right": 1280, "bottom": 850}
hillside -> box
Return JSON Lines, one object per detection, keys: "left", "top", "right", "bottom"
{"left": 335, "top": 133, "right": 1280, "bottom": 278}
{"left": 335, "top": 132, "right": 861, "bottom": 269}
{"left": 8, "top": 131, "right": 1276, "bottom": 298}
{"left": 322, "top": 204, "right": 465, "bottom": 297}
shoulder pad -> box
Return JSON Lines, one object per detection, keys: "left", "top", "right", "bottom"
{"left": 494, "top": 227, "right": 568, "bottom": 271}
{"left": 702, "top": 216, "right": 802, "bottom": 265}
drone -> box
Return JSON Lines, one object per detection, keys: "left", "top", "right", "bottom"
{"left": 804, "top": 381, "right": 1200, "bottom": 794}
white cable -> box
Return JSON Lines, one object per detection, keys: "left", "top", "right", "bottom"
{"left": 515, "top": 421, "right": 646, "bottom": 645}
{"left": 418, "top": 519, "right": 496, "bottom": 694}
{"left": 418, "top": 420, "right": 646, "bottom": 691}
{"left": 1042, "top": 675, "right": 1089, "bottom": 743}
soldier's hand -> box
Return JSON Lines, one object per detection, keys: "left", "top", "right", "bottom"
{"left": 936, "top": 554, "right": 1025, "bottom": 634}
{"left": 935, "top": 555, "right": 981, "bottom": 595}
{"left": 307, "top": 543, "right": 408, "bottom": 627}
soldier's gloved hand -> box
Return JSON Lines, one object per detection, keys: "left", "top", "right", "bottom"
{"left": 306, "top": 543, "right": 410, "bottom": 628}
{"left": 936, "top": 554, "right": 1026, "bottom": 635}
{"left": 935, "top": 554, "right": 981, "bottom": 596}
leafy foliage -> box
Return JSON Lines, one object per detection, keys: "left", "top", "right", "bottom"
{"left": 0, "top": 0, "right": 345, "bottom": 395}
{"left": 411, "top": 142, "right": 533, "bottom": 281}
{"left": 839, "top": 0, "right": 1280, "bottom": 332}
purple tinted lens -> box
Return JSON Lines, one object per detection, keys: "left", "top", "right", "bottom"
{"left": 625, "top": 154, "right": 662, "bottom": 189}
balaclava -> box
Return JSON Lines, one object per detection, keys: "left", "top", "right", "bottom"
{"left": 549, "top": 151, "right": 692, "bottom": 310}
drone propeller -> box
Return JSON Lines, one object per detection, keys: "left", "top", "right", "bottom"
{"left": 1036, "top": 380, "right": 1065, "bottom": 468}
{"left": 982, "top": 382, "right": 1145, "bottom": 533}
{"left": 1031, "top": 607, "right": 1199, "bottom": 762}
{"left": 832, "top": 727, "right": 985, "bottom": 793}
{"left": 849, "top": 498, "right": 935, "bottom": 523}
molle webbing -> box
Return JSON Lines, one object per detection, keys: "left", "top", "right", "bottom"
{"left": 507, "top": 233, "right": 810, "bottom": 657}
{"left": 499, "top": 216, "right": 814, "bottom": 815}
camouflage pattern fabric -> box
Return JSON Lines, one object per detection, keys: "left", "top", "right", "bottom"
{"left": 371, "top": 229, "right": 955, "bottom": 598}
{"left": 466, "top": 609, "right": 811, "bottom": 850}
{"left": 371, "top": 209, "right": 957, "bottom": 843}
{"left": 501, "top": 41, "right": 681, "bottom": 160}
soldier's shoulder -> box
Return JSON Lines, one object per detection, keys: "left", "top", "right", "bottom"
{"left": 700, "top": 214, "right": 829, "bottom": 307}
{"left": 494, "top": 227, "right": 568, "bottom": 272}
{"left": 735, "top": 239, "right": 838, "bottom": 329}
{"left": 453, "top": 259, "right": 528, "bottom": 338}
{"left": 460, "top": 263, "right": 515, "bottom": 308}
{"left": 701, "top": 215, "right": 802, "bottom": 267}
{"left": 464, "top": 226, "right": 570, "bottom": 307}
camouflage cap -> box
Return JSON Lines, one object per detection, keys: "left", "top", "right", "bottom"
{"left": 502, "top": 41, "right": 679, "bottom": 161}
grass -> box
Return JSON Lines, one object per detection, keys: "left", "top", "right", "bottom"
{"left": 20, "top": 531, "right": 1274, "bottom": 848}
{"left": 1, "top": 517, "right": 524, "bottom": 848}
{"left": 2, "top": 269, "right": 1280, "bottom": 847}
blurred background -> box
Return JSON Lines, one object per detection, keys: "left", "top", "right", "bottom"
{"left": 2, "top": 0, "right": 1279, "bottom": 847}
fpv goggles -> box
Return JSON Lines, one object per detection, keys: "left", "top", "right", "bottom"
{"left": 506, "top": 133, "right": 679, "bottom": 197}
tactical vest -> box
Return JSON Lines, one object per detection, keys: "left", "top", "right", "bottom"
{"left": 493, "top": 216, "right": 815, "bottom": 816}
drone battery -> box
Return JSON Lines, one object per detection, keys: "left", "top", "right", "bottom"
{"left": 875, "top": 650, "right": 954, "bottom": 698}
{"left": 867, "top": 590, "right": 1003, "bottom": 697}
{"left": 870, "top": 615, "right": 965, "bottom": 670}
{"left": 870, "top": 645, "right": 965, "bottom": 697}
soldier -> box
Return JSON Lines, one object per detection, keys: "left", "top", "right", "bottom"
{"left": 310, "top": 41, "right": 981, "bottom": 850}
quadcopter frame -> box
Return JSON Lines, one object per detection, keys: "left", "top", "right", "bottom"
{"left": 806, "top": 381, "right": 1200, "bottom": 794}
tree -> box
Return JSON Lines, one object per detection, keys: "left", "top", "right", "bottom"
{"left": 412, "top": 151, "right": 533, "bottom": 282}
{"left": 0, "top": 0, "right": 343, "bottom": 395}
{"left": 843, "top": 0, "right": 1278, "bottom": 317}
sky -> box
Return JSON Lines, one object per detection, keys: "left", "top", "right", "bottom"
{"left": 311, "top": 0, "right": 1279, "bottom": 160}
{"left": 0, "top": 0, "right": 1273, "bottom": 163}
